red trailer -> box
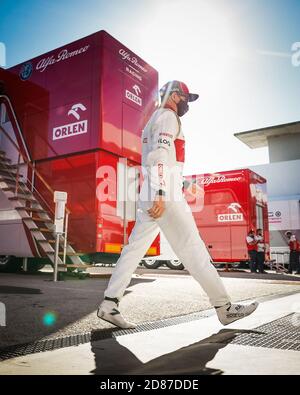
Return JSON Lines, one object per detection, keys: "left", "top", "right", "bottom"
{"left": 150, "top": 169, "right": 269, "bottom": 269}
{"left": 0, "top": 30, "right": 159, "bottom": 272}
{"left": 186, "top": 169, "right": 269, "bottom": 263}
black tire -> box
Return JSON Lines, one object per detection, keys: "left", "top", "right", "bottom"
{"left": 0, "top": 255, "right": 10, "bottom": 272}
{"left": 0, "top": 256, "right": 22, "bottom": 273}
{"left": 166, "top": 259, "right": 185, "bottom": 270}
{"left": 238, "top": 261, "right": 249, "bottom": 269}
{"left": 142, "top": 259, "right": 161, "bottom": 269}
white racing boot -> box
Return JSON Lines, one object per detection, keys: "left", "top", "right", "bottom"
{"left": 97, "top": 299, "right": 137, "bottom": 329}
{"left": 216, "top": 301, "right": 259, "bottom": 326}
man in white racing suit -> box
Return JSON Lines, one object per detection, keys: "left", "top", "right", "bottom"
{"left": 98, "top": 81, "right": 258, "bottom": 328}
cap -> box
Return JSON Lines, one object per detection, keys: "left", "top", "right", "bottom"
{"left": 160, "top": 81, "right": 199, "bottom": 102}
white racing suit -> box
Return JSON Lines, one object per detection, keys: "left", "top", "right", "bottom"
{"left": 104, "top": 108, "right": 231, "bottom": 307}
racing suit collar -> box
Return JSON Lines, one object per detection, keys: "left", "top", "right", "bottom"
{"left": 162, "top": 104, "right": 177, "bottom": 113}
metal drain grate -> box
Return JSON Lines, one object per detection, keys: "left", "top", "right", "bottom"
{"left": 231, "top": 313, "right": 300, "bottom": 351}
{"left": 0, "top": 333, "right": 92, "bottom": 362}
{"left": 0, "top": 310, "right": 213, "bottom": 362}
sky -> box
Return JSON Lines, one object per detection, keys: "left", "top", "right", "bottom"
{"left": 0, "top": 0, "right": 300, "bottom": 175}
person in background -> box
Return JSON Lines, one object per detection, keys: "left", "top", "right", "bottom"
{"left": 285, "top": 231, "right": 300, "bottom": 275}
{"left": 255, "top": 229, "right": 266, "bottom": 274}
{"left": 246, "top": 229, "right": 257, "bottom": 273}
{"left": 297, "top": 240, "right": 300, "bottom": 275}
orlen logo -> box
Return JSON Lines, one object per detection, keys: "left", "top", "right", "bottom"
{"left": 218, "top": 202, "right": 244, "bottom": 223}
{"left": 53, "top": 103, "right": 88, "bottom": 141}
{"left": 228, "top": 203, "right": 242, "bottom": 213}
{"left": 126, "top": 84, "right": 142, "bottom": 106}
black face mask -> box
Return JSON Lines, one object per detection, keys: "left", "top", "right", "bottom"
{"left": 177, "top": 99, "right": 189, "bottom": 117}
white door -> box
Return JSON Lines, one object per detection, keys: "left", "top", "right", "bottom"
{"left": 116, "top": 158, "right": 139, "bottom": 245}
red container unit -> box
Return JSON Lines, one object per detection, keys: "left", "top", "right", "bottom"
{"left": 185, "top": 169, "right": 269, "bottom": 263}
{"left": 5, "top": 30, "right": 160, "bottom": 256}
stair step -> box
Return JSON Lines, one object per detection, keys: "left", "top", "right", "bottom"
{"left": 0, "top": 176, "right": 27, "bottom": 186}
{"left": 48, "top": 251, "right": 84, "bottom": 257}
{"left": 1, "top": 187, "right": 31, "bottom": 194}
{"left": 0, "top": 155, "right": 11, "bottom": 163}
{"left": 15, "top": 206, "right": 48, "bottom": 214}
{"left": 23, "top": 216, "right": 52, "bottom": 223}
{"left": 29, "top": 227, "right": 54, "bottom": 234}
{"left": 38, "top": 239, "right": 56, "bottom": 244}
{"left": 0, "top": 163, "right": 15, "bottom": 170}
{"left": 0, "top": 169, "right": 24, "bottom": 178}
{"left": 0, "top": 175, "right": 15, "bottom": 182}
{"left": 9, "top": 195, "right": 37, "bottom": 203}
{"left": 9, "top": 164, "right": 26, "bottom": 169}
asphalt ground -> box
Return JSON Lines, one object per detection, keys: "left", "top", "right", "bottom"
{"left": 0, "top": 268, "right": 300, "bottom": 349}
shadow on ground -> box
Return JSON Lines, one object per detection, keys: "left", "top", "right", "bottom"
{"left": 90, "top": 328, "right": 257, "bottom": 375}
{"left": 0, "top": 286, "right": 42, "bottom": 294}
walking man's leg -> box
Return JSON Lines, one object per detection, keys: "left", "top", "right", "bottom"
{"left": 157, "top": 200, "right": 258, "bottom": 325}
{"left": 98, "top": 214, "right": 160, "bottom": 328}
{"left": 104, "top": 219, "right": 159, "bottom": 300}
{"left": 157, "top": 200, "right": 230, "bottom": 307}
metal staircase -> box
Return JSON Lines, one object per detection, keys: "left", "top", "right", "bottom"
{"left": 0, "top": 94, "right": 87, "bottom": 277}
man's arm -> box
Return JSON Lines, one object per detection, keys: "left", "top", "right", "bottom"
{"left": 146, "top": 111, "right": 179, "bottom": 218}
{"left": 146, "top": 111, "right": 179, "bottom": 196}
